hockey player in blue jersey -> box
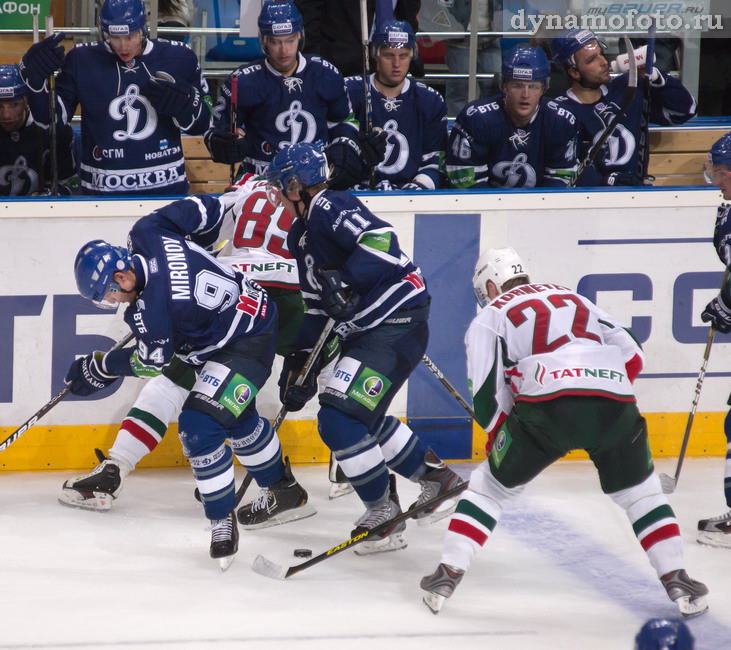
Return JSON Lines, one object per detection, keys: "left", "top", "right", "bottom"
{"left": 19, "top": 0, "right": 211, "bottom": 195}
{"left": 696, "top": 132, "right": 731, "bottom": 550}
{"left": 345, "top": 20, "right": 448, "bottom": 191}
{"left": 0, "top": 64, "right": 77, "bottom": 196}
{"left": 446, "top": 45, "right": 579, "bottom": 189}
{"left": 550, "top": 28, "right": 696, "bottom": 187}
{"left": 65, "top": 201, "right": 317, "bottom": 567}
{"left": 204, "top": 0, "right": 386, "bottom": 191}
{"left": 265, "top": 142, "right": 464, "bottom": 554}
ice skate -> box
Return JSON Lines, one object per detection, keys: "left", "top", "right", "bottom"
{"left": 660, "top": 569, "right": 709, "bottom": 618}
{"left": 209, "top": 511, "right": 239, "bottom": 572}
{"left": 420, "top": 563, "right": 465, "bottom": 614}
{"left": 58, "top": 455, "right": 127, "bottom": 512}
{"left": 410, "top": 448, "right": 465, "bottom": 526}
{"left": 236, "top": 457, "right": 316, "bottom": 530}
{"left": 353, "top": 475, "right": 407, "bottom": 556}
{"left": 328, "top": 453, "right": 354, "bottom": 499}
{"left": 697, "top": 510, "right": 731, "bottom": 549}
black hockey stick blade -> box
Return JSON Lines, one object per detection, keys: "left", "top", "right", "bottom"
{"left": 252, "top": 480, "right": 470, "bottom": 580}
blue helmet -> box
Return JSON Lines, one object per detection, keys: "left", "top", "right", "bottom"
{"left": 99, "top": 0, "right": 147, "bottom": 36}
{"left": 266, "top": 142, "right": 329, "bottom": 195}
{"left": 709, "top": 132, "right": 731, "bottom": 167}
{"left": 0, "top": 64, "right": 27, "bottom": 100}
{"left": 371, "top": 19, "right": 416, "bottom": 52}
{"left": 74, "top": 239, "right": 133, "bottom": 309}
{"left": 258, "top": 1, "right": 304, "bottom": 38}
{"left": 635, "top": 618, "right": 694, "bottom": 650}
{"left": 550, "top": 28, "right": 606, "bottom": 68}
{"left": 501, "top": 45, "right": 550, "bottom": 84}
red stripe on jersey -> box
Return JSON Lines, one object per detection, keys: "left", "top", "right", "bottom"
{"left": 640, "top": 523, "right": 681, "bottom": 551}
{"left": 625, "top": 354, "right": 643, "bottom": 383}
{"left": 122, "top": 419, "right": 159, "bottom": 452}
{"left": 448, "top": 518, "right": 488, "bottom": 546}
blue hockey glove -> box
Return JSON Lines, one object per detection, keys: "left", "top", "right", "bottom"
{"left": 702, "top": 294, "right": 731, "bottom": 333}
{"left": 605, "top": 171, "right": 638, "bottom": 186}
{"left": 317, "top": 268, "right": 361, "bottom": 320}
{"left": 204, "top": 128, "right": 250, "bottom": 164}
{"left": 65, "top": 352, "right": 119, "bottom": 396}
{"left": 142, "top": 74, "right": 201, "bottom": 125}
{"left": 20, "top": 32, "right": 66, "bottom": 90}
{"left": 278, "top": 350, "right": 321, "bottom": 411}
{"left": 326, "top": 137, "right": 367, "bottom": 190}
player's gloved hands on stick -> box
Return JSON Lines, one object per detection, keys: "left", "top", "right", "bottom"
{"left": 204, "top": 129, "right": 250, "bottom": 164}
{"left": 65, "top": 352, "right": 119, "bottom": 396}
{"left": 20, "top": 32, "right": 66, "bottom": 90}
{"left": 317, "top": 268, "right": 360, "bottom": 320}
{"left": 701, "top": 294, "right": 731, "bottom": 333}
{"left": 278, "top": 350, "right": 321, "bottom": 411}
{"left": 326, "top": 137, "right": 367, "bottom": 190}
{"left": 358, "top": 128, "right": 388, "bottom": 169}
{"left": 143, "top": 73, "right": 200, "bottom": 124}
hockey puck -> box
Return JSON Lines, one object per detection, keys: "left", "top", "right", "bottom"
{"left": 294, "top": 548, "right": 313, "bottom": 558}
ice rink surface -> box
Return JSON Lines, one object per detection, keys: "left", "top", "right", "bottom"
{"left": 1, "top": 457, "right": 729, "bottom": 650}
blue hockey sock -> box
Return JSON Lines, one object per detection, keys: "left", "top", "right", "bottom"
{"left": 375, "top": 415, "right": 429, "bottom": 480}
{"left": 229, "top": 412, "right": 284, "bottom": 487}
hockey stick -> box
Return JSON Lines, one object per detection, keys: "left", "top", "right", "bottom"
{"left": 636, "top": 15, "right": 657, "bottom": 184}
{"left": 252, "top": 480, "right": 470, "bottom": 580}
{"left": 45, "top": 15, "right": 58, "bottom": 196}
{"left": 572, "top": 35, "right": 638, "bottom": 187}
{"left": 359, "top": 0, "right": 377, "bottom": 190}
{"left": 0, "top": 332, "right": 135, "bottom": 454}
{"left": 229, "top": 74, "right": 238, "bottom": 187}
{"left": 658, "top": 271, "right": 728, "bottom": 493}
{"left": 421, "top": 355, "right": 478, "bottom": 422}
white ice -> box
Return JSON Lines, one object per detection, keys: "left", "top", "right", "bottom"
{"left": 1, "top": 458, "right": 729, "bottom": 650}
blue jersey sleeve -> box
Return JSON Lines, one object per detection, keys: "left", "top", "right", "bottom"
{"left": 446, "top": 100, "right": 500, "bottom": 189}
{"left": 648, "top": 72, "right": 697, "bottom": 126}
{"left": 319, "top": 59, "right": 360, "bottom": 141}
{"left": 542, "top": 100, "right": 579, "bottom": 187}
{"left": 138, "top": 195, "right": 227, "bottom": 249}
{"left": 411, "top": 83, "right": 448, "bottom": 189}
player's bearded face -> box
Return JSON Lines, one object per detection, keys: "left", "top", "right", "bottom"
{"left": 376, "top": 47, "right": 412, "bottom": 85}
{"left": 574, "top": 41, "right": 610, "bottom": 87}
{"left": 108, "top": 31, "right": 145, "bottom": 62}
{"left": 0, "top": 98, "right": 27, "bottom": 132}
{"left": 503, "top": 80, "right": 543, "bottom": 124}
{"left": 265, "top": 34, "right": 300, "bottom": 73}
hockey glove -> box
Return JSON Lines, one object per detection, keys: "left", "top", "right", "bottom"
{"left": 204, "top": 129, "right": 250, "bottom": 165}
{"left": 20, "top": 32, "right": 66, "bottom": 91}
{"left": 278, "top": 350, "right": 322, "bottom": 411}
{"left": 701, "top": 294, "right": 731, "bottom": 334}
{"left": 65, "top": 351, "right": 119, "bottom": 397}
{"left": 359, "top": 128, "right": 389, "bottom": 169}
{"left": 605, "top": 172, "right": 639, "bottom": 186}
{"left": 326, "top": 136, "right": 367, "bottom": 190}
{"left": 317, "top": 268, "right": 361, "bottom": 320}
{"left": 143, "top": 74, "right": 201, "bottom": 126}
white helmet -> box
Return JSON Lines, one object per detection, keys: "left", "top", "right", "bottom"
{"left": 473, "top": 247, "right": 529, "bottom": 307}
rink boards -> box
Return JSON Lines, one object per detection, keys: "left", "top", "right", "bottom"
{"left": 1, "top": 186, "right": 729, "bottom": 471}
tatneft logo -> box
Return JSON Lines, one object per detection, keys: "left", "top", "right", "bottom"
{"left": 109, "top": 25, "right": 131, "bottom": 34}
{"left": 510, "top": 6, "right": 722, "bottom": 34}
{"left": 272, "top": 22, "right": 293, "bottom": 34}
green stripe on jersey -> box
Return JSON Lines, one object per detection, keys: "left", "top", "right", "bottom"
{"left": 632, "top": 504, "right": 675, "bottom": 536}
{"left": 456, "top": 499, "right": 497, "bottom": 531}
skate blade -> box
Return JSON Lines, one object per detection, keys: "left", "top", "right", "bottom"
{"left": 328, "top": 482, "right": 354, "bottom": 499}
{"left": 252, "top": 554, "right": 288, "bottom": 580}
{"left": 354, "top": 532, "right": 407, "bottom": 556}
{"left": 675, "top": 594, "right": 709, "bottom": 618}
{"left": 415, "top": 498, "right": 458, "bottom": 527}
{"left": 239, "top": 503, "right": 317, "bottom": 530}
{"left": 423, "top": 591, "right": 446, "bottom": 615}
{"left": 58, "top": 490, "right": 113, "bottom": 512}
{"left": 697, "top": 532, "right": 731, "bottom": 549}
{"left": 218, "top": 555, "right": 236, "bottom": 572}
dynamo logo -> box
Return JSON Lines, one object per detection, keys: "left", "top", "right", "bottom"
{"left": 363, "top": 376, "right": 383, "bottom": 397}
{"left": 234, "top": 384, "right": 251, "bottom": 405}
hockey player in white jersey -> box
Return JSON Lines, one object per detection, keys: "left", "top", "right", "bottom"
{"left": 19, "top": 0, "right": 211, "bottom": 195}
{"left": 421, "top": 247, "right": 709, "bottom": 619}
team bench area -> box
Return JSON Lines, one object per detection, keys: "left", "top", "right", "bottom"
{"left": 182, "top": 124, "right": 730, "bottom": 193}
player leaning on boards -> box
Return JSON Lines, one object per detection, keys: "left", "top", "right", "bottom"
{"left": 0, "top": 64, "right": 77, "bottom": 196}
{"left": 550, "top": 28, "right": 696, "bottom": 187}
{"left": 205, "top": 0, "right": 386, "bottom": 192}
{"left": 66, "top": 196, "right": 316, "bottom": 568}
{"left": 265, "top": 141, "right": 464, "bottom": 554}
{"left": 421, "top": 248, "right": 709, "bottom": 618}
{"left": 344, "top": 20, "right": 448, "bottom": 191}
{"left": 695, "top": 131, "right": 731, "bottom": 549}
{"left": 446, "top": 45, "right": 579, "bottom": 189}
{"left": 19, "top": 0, "right": 211, "bottom": 195}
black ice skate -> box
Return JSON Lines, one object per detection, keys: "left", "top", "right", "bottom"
{"left": 697, "top": 510, "right": 731, "bottom": 549}
{"left": 660, "top": 569, "right": 709, "bottom": 618}
{"left": 352, "top": 474, "right": 407, "bottom": 556}
{"left": 209, "top": 511, "right": 239, "bottom": 572}
{"left": 236, "top": 457, "right": 316, "bottom": 530}
{"left": 420, "top": 563, "right": 466, "bottom": 614}
{"left": 58, "top": 456, "right": 126, "bottom": 512}
{"left": 410, "top": 448, "right": 465, "bottom": 526}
